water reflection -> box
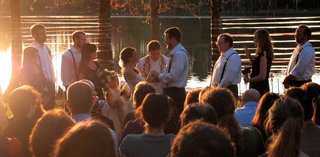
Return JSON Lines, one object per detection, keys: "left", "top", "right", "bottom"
{"left": 1, "top": 15, "right": 320, "bottom": 94}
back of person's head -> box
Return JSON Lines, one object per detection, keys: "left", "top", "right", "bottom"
{"left": 171, "top": 121, "right": 235, "bottom": 157}
{"left": 252, "top": 92, "right": 279, "bottom": 128}
{"left": 132, "top": 81, "right": 156, "bottom": 110}
{"left": 8, "top": 85, "right": 40, "bottom": 117}
{"left": 301, "top": 82, "right": 320, "bottom": 121}
{"left": 80, "top": 43, "right": 97, "bottom": 63}
{"left": 140, "top": 93, "right": 169, "bottom": 128}
{"left": 147, "top": 40, "right": 161, "bottom": 52}
{"left": 30, "top": 24, "right": 45, "bottom": 37}
{"left": 67, "top": 81, "right": 95, "bottom": 114}
{"left": 30, "top": 110, "right": 75, "bottom": 157}
{"left": 52, "top": 120, "right": 116, "bottom": 157}
{"left": 284, "top": 87, "right": 308, "bottom": 120}
{"left": 199, "top": 87, "right": 242, "bottom": 154}
{"left": 242, "top": 88, "right": 261, "bottom": 104}
{"left": 266, "top": 97, "right": 304, "bottom": 157}
{"left": 164, "top": 27, "right": 181, "bottom": 42}
{"left": 184, "top": 89, "right": 202, "bottom": 107}
{"left": 199, "top": 87, "right": 236, "bottom": 118}
{"left": 180, "top": 103, "right": 217, "bottom": 127}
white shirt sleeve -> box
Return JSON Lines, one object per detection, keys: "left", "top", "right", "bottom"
{"left": 61, "top": 51, "right": 72, "bottom": 86}
{"left": 159, "top": 53, "right": 187, "bottom": 84}
{"left": 290, "top": 46, "right": 315, "bottom": 77}
{"left": 218, "top": 54, "right": 241, "bottom": 87}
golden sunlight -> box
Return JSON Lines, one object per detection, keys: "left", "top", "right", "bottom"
{"left": 0, "top": 48, "right": 12, "bottom": 95}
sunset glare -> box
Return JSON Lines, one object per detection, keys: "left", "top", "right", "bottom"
{"left": 0, "top": 48, "right": 12, "bottom": 95}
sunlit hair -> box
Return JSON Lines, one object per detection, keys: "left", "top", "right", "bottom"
{"left": 300, "top": 82, "right": 320, "bottom": 121}
{"left": 140, "top": 93, "right": 170, "bottom": 129}
{"left": 22, "top": 47, "right": 38, "bottom": 68}
{"left": 266, "top": 97, "right": 304, "bottom": 157}
{"left": 184, "top": 88, "right": 202, "bottom": 107}
{"left": 254, "top": 29, "right": 274, "bottom": 59}
{"left": 52, "top": 120, "right": 116, "bottom": 157}
{"left": 180, "top": 103, "right": 217, "bottom": 127}
{"left": 30, "top": 110, "right": 75, "bottom": 157}
{"left": 119, "top": 47, "right": 139, "bottom": 74}
{"left": 80, "top": 43, "right": 97, "bottom": 64}
{"left": 30, "top": 24, "right": 45, "bottom": 37}
{"left": 199, "top": 87, "right": 242, "bottom": 155}
{"left": 164, "top": 27, "right": 181, "bottom": 42}
{"left": 298, "top": 24, "right": 312, "bottom": 40}
{"left": 147, "top": 40, "right": 162, "bottom": 52}
{"left": 67, "top": 81, "right": 94, "bottom": 113}
{"left": 284, "top": 87, "right": 307, "bottom": 120}
{"left": 252, "top": 93, "right": 279, "bottom": 131}
{"left": 9, "top": 85, "right": 42, "bottom": 117}
{"left": 72, "top": 31, "right": 86, "bottom": 42}
{"left": 171, "top": 121, "right": 235, "bottom": 157}
{"left": 218, "top": 33, "right": 234, "bottom": 47}
{"left": 132, "top": 81, "right": 156, "bottom": 111}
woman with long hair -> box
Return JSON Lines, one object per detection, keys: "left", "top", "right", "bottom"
{"left": 78, "top": 43, "right": 104, "bottom": 99}
{"left": 119, "top": 47, "right": 144, "bottom": 94}
{"left": 251, "top": 92, "right": 279, "bottom": 141}
{"left": 263, "top": 97, "right": 308, "bottom": 157}
{"left": 200, "top": 87, "right": 265, "bottom": 157}
{"left": 244, "top": 29, "right": 274, "bottom": 96}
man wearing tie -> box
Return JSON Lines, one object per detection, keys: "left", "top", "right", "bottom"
{"left": 283, "top": 25, "right": 315, "bottom": 88}
{"left": 150, "top": 27, "right": 189, "bottom": 113}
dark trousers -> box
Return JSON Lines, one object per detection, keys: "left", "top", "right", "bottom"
{"left": 42, "top": 82, "right": 55, "bottom": 110}
{"left": 227, "top": 84, "right": 238, "bottom": 98}
{"left": 163, "top": 87, "right": 186, "bottom": 114}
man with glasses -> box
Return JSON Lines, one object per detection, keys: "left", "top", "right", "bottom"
{"left": 211, "top": 33, "right": 241, "bottom": 98}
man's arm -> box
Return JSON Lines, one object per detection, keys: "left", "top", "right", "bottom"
{"left": 61, "top": 52, "right": 72, "bottom": 87}
{"left": 290, "top": 47, "right": 315, "bottom": 77}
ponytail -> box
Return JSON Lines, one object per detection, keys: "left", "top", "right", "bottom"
{"left": 268, "top": 117, "right": 303, "bottom": 157}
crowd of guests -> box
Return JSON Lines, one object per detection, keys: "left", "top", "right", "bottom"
{"left": 0, "top": 22, "right": 319, "bottom": 157}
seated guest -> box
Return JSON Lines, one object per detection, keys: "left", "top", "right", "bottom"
{"left": 180, "top": 103, "right": 217, "bottom": 127}
{"left": 4, "top": 86, "right": 45, "bottom": 157}
{"left": 299, "top": 82, "right": 320, "bottom": 157}
{"left": 301, "top": 82, "right": 320, "bottom": 125}
{"left": 66, "top": 80, "right": 119, "bottom": 154}
{"left": 52, "top": 120, "right": 117, "bottom": 157}
{"left": 184, "top": 89, "right": 202, "bottom": 107}
{"left": 171, "top": 121, "right": 235, "bottom": 157}
{"left": 261, "top": 98, "right": 308, "bottom": 157}
{"left": 235, "top": 89, "right": 261, "bottom": 127}
{"left": 0, "top": 98, "right": 22, "bottom": 157}
{"left": 121, "top": 81, "right": 155, "bottom": 140}
{"left": 29, "top": 110, "right": 75, "bottom": 157}
{"left": 120, "top": 94, "right": 175, "bottom": 157}
{"left": 251, "top": 93, "right": 279, "bottom": 142}
{"left": 200, "top": 87, "right": 265, "bottom": 157}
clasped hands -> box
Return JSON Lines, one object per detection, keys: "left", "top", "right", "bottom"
{"left": 146, "top": 70, "right": 160, "bottom": 83}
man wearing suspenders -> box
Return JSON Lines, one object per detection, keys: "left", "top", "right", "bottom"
{"left": 211, "top": 33, "right": 242, "bottom": 98}
{"left": 61, "top": 31, "right": 87, "bottom": 90}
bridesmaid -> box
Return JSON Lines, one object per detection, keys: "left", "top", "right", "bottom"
{"left": 244, "top": 29, "right": 274, "bottom": 96}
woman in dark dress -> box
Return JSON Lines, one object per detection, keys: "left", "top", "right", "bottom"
{"left": 78, "top": 43, "right": 104, "bottom": 99}
{"left": 244, "top": 29, "right": 274, "bottom": 96}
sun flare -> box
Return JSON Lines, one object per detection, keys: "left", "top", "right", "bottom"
{"left": 0, "top": 48, "right": 12, "bottom": 95}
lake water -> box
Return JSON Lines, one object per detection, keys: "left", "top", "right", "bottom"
{"left": 0, "top": 15, "right": 319, "bottom": 95}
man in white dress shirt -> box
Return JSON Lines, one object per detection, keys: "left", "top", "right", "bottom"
{"left": 137, "top": 40, "right": 169, "bottom": 93}
{"left": 30, "top": 24, "right": 55, "bottom": 110}
{"left": 61, "top": 31, "right": 87, "bottom": 89}
{"left": 283, "top": 25, "right": 315, "bottom": 88}
{"left": 211, "top": 33, "right": 241, "bottom": 98}
{"left": 150, "top": 27, "right": 189, "bottom": 113}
